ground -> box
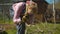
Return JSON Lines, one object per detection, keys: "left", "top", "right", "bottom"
{"left": 0, "top": 22, "right": 60, "bottom": 34}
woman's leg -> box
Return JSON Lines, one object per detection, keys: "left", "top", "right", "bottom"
{"left": 16, "top": 22, "right": 25, "bottom": 34}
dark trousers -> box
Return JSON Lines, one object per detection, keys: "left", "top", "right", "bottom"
{"left": 16, "top": 23, "right": 25, "bottom": 34}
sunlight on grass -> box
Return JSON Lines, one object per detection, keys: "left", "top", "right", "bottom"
{"left": 26, "top": 22, "right": 60, "bottom": 34}
{"left": 0, "top": 20, "right": 60, "bottom": 34}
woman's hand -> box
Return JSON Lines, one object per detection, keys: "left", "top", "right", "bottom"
{"left": 13, "top": 18, "right": 21, "bottom": 25}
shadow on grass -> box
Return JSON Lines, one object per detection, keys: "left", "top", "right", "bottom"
{"left": 0, "top": 31, "right": 8, "bottom": 34}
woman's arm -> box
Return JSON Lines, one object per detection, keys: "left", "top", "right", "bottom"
{"left": 12, "top": 2, "right": 25, "bottom": 24}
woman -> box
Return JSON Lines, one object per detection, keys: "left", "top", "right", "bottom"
{"left": 12, "top": 0, "right": 26, "bottom": 34}
{"left": 12, "top": 0, "right": 34, "bottom": 34}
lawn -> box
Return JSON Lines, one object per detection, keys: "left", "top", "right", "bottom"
{"left": 0, "top": 18, "right": 60, "bottom": 34}
{"left": 2, "top": 22, "right": 60, "bottom": 34}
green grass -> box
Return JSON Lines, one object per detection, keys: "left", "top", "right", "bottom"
{"left": 26, "top": 23, "right": 60, "bottom": 34}
{"left": 0, "top": 19, "right": 13, "bottom": 24}
{"left": 2, "top": 22, "right": 60, "bottom": 34}
{"left": 0, "top": 19, "right": 60, "bottom": 34}
{"left": 5, "top": 29, "right": 16, "bottom": 34}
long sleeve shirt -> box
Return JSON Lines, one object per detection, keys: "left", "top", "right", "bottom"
{"left": 12, "top": 2, "right": 25, "bottom": 23}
